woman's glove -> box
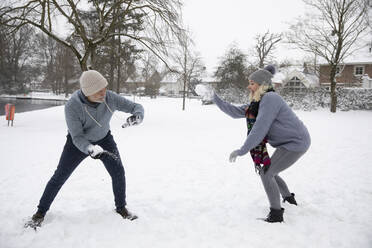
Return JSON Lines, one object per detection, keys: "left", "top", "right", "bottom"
{"left": 255, "top": 164, "right": 271, "bottom": 175}
{"left": 229, "top": 150, "right": 240, "bottom": 163}
{"left": 87, "top": 144, "right": 104, "bottom": 159}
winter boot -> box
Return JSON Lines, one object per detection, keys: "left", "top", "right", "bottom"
{"left": 265, "top": 208, "right": 284, "bottom": 223}
{"left": 283, "top": 193, "right": 297, "bottom": 205}
{"left": 116, "top": 207, "right": 138, "bottom": 221}
{"left": 24, "top": 211, "right": 45, "bottom": 230}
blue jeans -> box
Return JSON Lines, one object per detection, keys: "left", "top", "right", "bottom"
{"left": 37, "top": 131, "right": 126, "bottom": 214}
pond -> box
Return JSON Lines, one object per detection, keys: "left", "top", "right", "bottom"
{"left": 0, "top": 97, "right": 66, "bottom": 116}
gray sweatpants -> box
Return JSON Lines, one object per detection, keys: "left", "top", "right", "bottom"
{"left": 260, "top": 148, "right": 306, "bottom": 210}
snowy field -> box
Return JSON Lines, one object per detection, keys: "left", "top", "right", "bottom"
{"left": 1, "top": 97, "right": 372, "bottom": 248}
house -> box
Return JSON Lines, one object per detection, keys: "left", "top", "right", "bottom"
{"left": 273, "top": 66, "right": 319, "bottom": 96}
{"left": 159, "top": 72, "right": 183, "bottom": 96}
{"left": 124, "top": 71, "right": 184, "bottom": 96}
{"left": 122, "top": 76, "right": 146, "bottom": 94}
{"left": 362, "top": 74, "right": 372, "bottom": 88}
{"left": 199, "top": 74, "right": 218, "bottom": 89}
{"left": 124, "top": 70, "right": 214, "bottom": 97}
{"left": 319, "top": 44, "right": 372, "bottom": 88}
{"left": 144, "top": 70, "right": 162, "bottom": 97}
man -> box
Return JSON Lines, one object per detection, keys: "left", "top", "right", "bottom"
{"left": 25, "top": 70, "right": 144, "bottom": 229}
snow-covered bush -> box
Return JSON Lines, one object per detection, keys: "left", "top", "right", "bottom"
{"left": 216, "top": 87, "right": 250, "bottom": 104}
{"left": 216, "top": 86, "right": 372, "bottom": 111}
{"left": 336, "top": 88, "right": 372, "bottom": 111}
{"left": 281, "top": 87, "right": 372, "bottom": 111}
{"left": 280, "top": 87, "right": 328, "bottom": 111}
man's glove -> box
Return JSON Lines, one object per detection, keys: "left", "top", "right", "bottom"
{"left": 229, "top": 150, "right": 240, "bottom": 163}
{"left": 122, "top": 115, "right": 142, "bottom": 128}
{"left": 87, "top": 144, "right": 104, "bottom": 159}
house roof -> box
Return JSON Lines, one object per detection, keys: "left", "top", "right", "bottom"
{"left": 200, "top": 72, "right": 218, "bottom": 83}
{"left": 290, "top": 71, "right": 319, "bottom": 88}
{"left": 341, "top": 49, "right": 372, "bottom": 64}
{"left": 319, "top": 43, "right": 372, "bottom": 65}
{"left": 125, "top": 76, "right": 138, "bottom": 83}
{"left": 273, "top": 66, "right": 319, "bottom": 88}
{"left": 160, "top": 72, "right": 181, "bottom": 83}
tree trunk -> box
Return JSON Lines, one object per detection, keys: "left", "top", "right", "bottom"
{"left": 182, "top": 74, "right": 186, "bottom": 111}
{"left": 330, "top": 82, "right": 337, "bottom": 112}
{"left": 182, "top": 52, "right": 187, "bottom": 111}
{"left": 80, "top": 47, "right": 92, "bottom": 71}
{"left": 80, "top": 59, "right": 88, "bottom": 71}
{"left": 108, "top": 37, "right": 115, "bottom": 90}
{"left": 116, "top": 65, "right": 121, "bottom": 93}
{"left": 116, "top": 35, "right": 121, "bottom": 94}
{"left": 57, "top": 78, "right": 61, "bottom": 95}
{"left": 109, "top": 62, "right": 114, "bottom": 91}
{"left": 64, "top": 72, "right": 69, "bottom": 98}
{"left": 52, "top": 79, "right": 56, "bottom": 94}
{"left": 90, "top": 49, "right": 95, "bottom": 69}
{"left": 259, "top": 59, "right": 264, "bottom": 68}
{"left": 329, "top": 66, "right": 337, "bottom": 113}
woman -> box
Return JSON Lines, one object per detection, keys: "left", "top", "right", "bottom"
{"left": 213, "top": 65, "right": 310, "bottom": 223}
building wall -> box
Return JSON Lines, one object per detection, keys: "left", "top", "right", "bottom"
{"left": 122, "top": 82, "right": 146, "bottom": 93}
{"left": 319, "top": 64, "right": 372, "bottom": 87}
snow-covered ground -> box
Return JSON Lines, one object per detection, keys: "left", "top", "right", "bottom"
{"left": 1, "top": 97, "right": 371, "bottom": 248}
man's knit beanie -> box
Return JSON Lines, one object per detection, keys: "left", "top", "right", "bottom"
{"left": 79, "top": 70, "right": 108, "bottom": 96}
{"left": 248, "top": 65, "right": 276, "bottom": 85}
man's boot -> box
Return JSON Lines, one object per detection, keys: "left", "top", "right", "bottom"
{"left": 24, "top": 211, "right": 45, "bottom": 229}
{"left": 116, "top": 207, "right": 138, "bottom": 221}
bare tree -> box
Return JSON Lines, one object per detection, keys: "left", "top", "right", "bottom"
{"left": 77, "top": 7, "right": 143, "bottom": 93}
{"left": 34, "top": 33, "right": 58, "bottom": 92}
{"left": 287, "top": 0, "right": 369, "bottom": 112}
{"left": 33, "top": 33, "right": 80, "bottom": 95}
{"left": 140, "top": 52, "right": 160, "bottom": 83}
{"left": 55, "top": 42, "right": 79, "bottom": 97}
{"left": 0, "top": 24, "right": 34, "bottom": 93}
{"left": 0, "top": 0, "right": 184, "bottom": 71}
{"left": 172, "top": 31, "right": 205, "bottom": 110}
{"left": 253, "top": 30, "right": 282, "bottom": 68}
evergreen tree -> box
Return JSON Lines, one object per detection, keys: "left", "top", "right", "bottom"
{"left": 214, "top": 45, "right": 248, "bottom": 90}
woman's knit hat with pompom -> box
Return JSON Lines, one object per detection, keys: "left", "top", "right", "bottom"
{"left": 248, "top": 65, "right": 276, "bottom": 86}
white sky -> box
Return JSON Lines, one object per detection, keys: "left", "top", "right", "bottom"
{"left": 182, "top": 0, "right": 307, "bottom": 75}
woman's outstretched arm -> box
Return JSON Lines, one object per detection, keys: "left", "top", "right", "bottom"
{"left": 213, "top": 93, "right": 248, "bottom": 119}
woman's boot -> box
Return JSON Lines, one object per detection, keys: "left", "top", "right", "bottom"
{"left": 265, "top": 208, "right": 284, "bottom": 223}
{"left": 283, "top": 193, "right": 297, "bottom": 205}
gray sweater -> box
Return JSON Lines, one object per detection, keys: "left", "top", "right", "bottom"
{"left": 213, "top": 92, "right": 310, "bottom": 156}
{"left": 65, "top": 90, "right": 144, "bottom": 154}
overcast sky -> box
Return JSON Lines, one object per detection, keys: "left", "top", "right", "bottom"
{"left": 182, "top": 0, "right": 307, "bottom": 75}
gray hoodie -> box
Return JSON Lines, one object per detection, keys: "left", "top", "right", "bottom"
{"left": 65, "top": 90, "right": 144, "bottom": 154}
{"left": 213, "top": 92, "right": 310, "bottom": 156}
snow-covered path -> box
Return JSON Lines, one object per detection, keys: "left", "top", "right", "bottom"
{"left": 1, "top": 97, "right": 371, "bottom": 248}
